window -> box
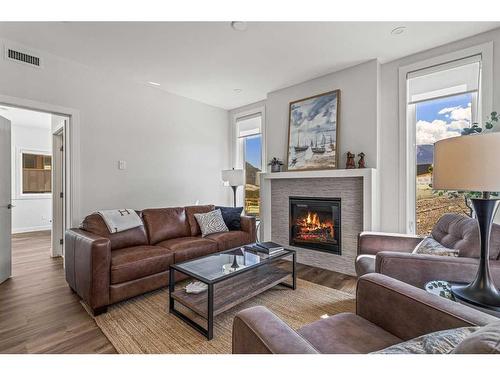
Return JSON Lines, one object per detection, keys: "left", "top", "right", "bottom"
{"left": 235, "top": 114, "right": 263, "bottom": 217}
{"left": 22, "top": 152, "right": 52, "bottom": 194}
{"left": 408, "top": 56, "right": 480, "bottom": 235}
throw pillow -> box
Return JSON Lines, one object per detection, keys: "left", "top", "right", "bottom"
{"left": 452, "top": 321, "right": 500, "bottom": 354}
{"left": 215, "top": 206, "right": 243, "bottom": 230}
{"left": 373, "top": 326, "right": 478, "bottom": 354}
{"left": 194, "top": 209, "right": 229, "bottom": 237}
{"left": 413, "top": 236, "right": 459, "bottom": 257}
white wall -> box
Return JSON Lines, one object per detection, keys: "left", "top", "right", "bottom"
{"left": 265, "top": 60, "right": 380, "bottom": 170}
{"left": 379, "top": 27, "right": 500, "bottom": 232}
{"left": 11, "top": 124, "right": 52, "bottom": 233}
{"left": 0, "top": 37, "right": 231, "bottom": 224}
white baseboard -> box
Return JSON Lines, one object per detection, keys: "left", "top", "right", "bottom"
{"left": 12, "top": 225, "right": 51, "bottom": 234}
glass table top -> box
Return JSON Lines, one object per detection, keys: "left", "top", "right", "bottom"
{"left": 172, "top": 246, "right": 292, "bottom": 282}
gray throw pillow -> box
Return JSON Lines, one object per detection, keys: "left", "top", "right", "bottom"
{"left": 194, "top": 209, "right": 229, "bottom": 237}
{"left": 373, "top": 326, "right": 478, "bottom": 354}
{"left": 452, "top": 321, "right": 500, "bottom": 354}
{"left": 413, "top": 236, "right": 459, "bottom": 257}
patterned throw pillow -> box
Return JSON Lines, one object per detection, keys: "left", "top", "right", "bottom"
{"left": 412, "top": 236, "right": 459, "bottom": 257}
{"left": 194, "top": 209, "right": 229, "bottom": 237}
{"left": 373, "top": 326, "right": 478, "bottom": 354}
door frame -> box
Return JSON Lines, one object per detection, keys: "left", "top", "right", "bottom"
{"left": 0, "top": 94, "right": 81, "bottom": 257}
{"left": 52, "top": 127, "right": 65, "bottom": 257}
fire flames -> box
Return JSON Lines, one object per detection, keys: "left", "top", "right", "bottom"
{"left": 296, "top": 211, "right": 335, "bottom": 242}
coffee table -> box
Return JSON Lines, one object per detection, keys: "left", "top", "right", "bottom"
{"left": 168, "top": 245, "right": 296, "bottom": 340}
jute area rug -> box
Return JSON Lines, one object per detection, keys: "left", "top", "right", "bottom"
{"left": 90, "top": 279, "right": 355, "bottom": 354}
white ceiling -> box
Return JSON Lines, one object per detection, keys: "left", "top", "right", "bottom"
{"left": 0, "top": 106, "right": 52, "bottom": 129}
{"left": 0, "top": 22, "right": 499, "bottom": 110}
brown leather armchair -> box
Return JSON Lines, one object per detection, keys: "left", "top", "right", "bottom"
{"left": 232, "top": 273, "right": 497, "bottom": 354}
{"left": 65, "top": 205, "right": 256, "bottom": 315}
{"left": 355, "top": 213, "right": 500, "bottom": 288}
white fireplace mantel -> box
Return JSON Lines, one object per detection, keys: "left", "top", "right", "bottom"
{"left": 259, "top": 168, "right": 379, "bottom": 241}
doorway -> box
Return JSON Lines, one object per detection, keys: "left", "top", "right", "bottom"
{"left": 0, "top": 104, "right": 69, "bottom": 284}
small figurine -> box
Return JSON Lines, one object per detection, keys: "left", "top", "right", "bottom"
{"left": 346, "top": 151, "right": 356, "bottom": 169}
{"left": 358, "top": 152, "right": 366, "bottom": 168}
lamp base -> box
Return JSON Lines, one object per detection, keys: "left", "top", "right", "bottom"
{"left": 450, "top": 282, "right": 500, "bottom": 312}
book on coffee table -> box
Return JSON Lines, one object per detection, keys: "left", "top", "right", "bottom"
{"left": 255, "top": 241, "right": 284, "bottom": 254}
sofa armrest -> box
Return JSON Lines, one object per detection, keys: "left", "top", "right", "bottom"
{"left": 232, "top": 306, "right": 319, "bottom": 354}
{"left": 356, "top": 274, "right": 497, "bottom": 341}
{"left": 240, "top": 215, "right": 256, "bottom": 243}
{"left": 64, "top": 229, "right": 111, "bottom": 311}
{"left": 358, "top": 231, "right": 422, "bottom": 256}
{"left": 375, "top": 252, "right": 500, "bottom": 288}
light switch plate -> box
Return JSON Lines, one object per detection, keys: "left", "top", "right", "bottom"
{"left": 118, "top": 160, "right": 126, "bottom": 170}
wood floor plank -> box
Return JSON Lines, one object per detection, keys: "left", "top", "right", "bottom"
{"left": 0, "top": 231, "right": 357, "bottom": 353}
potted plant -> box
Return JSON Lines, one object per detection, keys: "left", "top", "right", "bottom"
{"left": 268, "top": 157, "right": 284, "bottom": 173}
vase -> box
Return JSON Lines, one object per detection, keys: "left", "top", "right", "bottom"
{"left": 271, "top": 164, "right": 282, "bottom": 173}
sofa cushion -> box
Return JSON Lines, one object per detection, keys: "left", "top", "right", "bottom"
{"left": 142, "top": 207, "right": 191, "bottom": 244}
{"left": 157, "top": 236, "right": 219, "bottom": 263}
{"left": 215, "top": 206, "right": 243, "bottom": 230}
{"left": 205, "top": 230, "right": 251, "bottom": 251}
{"left": 297, "top": 312, "right": 402, "bottom": 354}
{"left": 110, "top": 245, "right": 174, "bottom": 284}
{"left": 373, "top": 326, "right": 478, "bottom": 354}
{"left": 355, "top": 254, "right": 376, "bottom": 277}
{"left": 431, "top": 213, "right": 500, "bottom": 259}
{"left": 452, "top": 321, "right": 500, "bottom": 354}
{"left": 81, "top": 213, "right": 148, "bottom": 250}
{"left": 185, "top": 205, "right": 215, "bottom": 236}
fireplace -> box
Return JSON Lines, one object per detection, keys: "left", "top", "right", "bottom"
{"left": 289, "top": 197, "right": 341, "bottom": 255}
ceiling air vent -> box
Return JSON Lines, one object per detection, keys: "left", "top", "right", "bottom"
{"left": 5, "top": 46, "right": 42, "bottom": 68}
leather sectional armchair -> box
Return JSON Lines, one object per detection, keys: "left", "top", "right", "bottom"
{"left": 355, "top": 213, "right": 500, "bottom": 288}
{"left": 65, "top": 205, "right": 256, "bottom": 315}
{"left": 232, "top": 273, "right": 497, "bottom": 354}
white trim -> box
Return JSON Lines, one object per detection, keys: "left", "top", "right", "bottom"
{"left": 0, "top": 94, "right": 81, "bottom": 254}
{"left": 12, "top": 225, "right": 51, "bottom": 234}
{"left": 397, "top": 41, "right": 493, "bottom": 233}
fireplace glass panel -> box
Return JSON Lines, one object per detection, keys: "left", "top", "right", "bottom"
{"left": 289, "top": 197, "right": 341, "bottom": 254}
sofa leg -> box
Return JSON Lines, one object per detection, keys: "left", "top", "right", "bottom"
{"left": 92, "top": 306, "right": 108, "bottom": 316}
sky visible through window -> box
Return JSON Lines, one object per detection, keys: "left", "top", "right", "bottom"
{"left": 245, "top": 135, "right": 262, "bottom": 169}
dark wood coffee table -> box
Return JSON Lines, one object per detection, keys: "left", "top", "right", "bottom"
{"left": 168, "top": 245, "right": 296, "bottom": 340}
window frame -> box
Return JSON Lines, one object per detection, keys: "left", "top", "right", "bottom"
{"left": 398, "top": 42, "right": 493, "bottom": 234}
{"left": 16, "top": 148, "right": 52, "bottom": 199}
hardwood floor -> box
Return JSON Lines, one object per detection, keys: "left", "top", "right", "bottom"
{"left": 0, "top": 231, "right": 116, "bottom": 353}
{"left": 0, "top": 231, "right": 356, "bottom": 354}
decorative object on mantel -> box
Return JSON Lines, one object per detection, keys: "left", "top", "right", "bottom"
{"left": 221, "top": 168, "right": 244, "bottom": 207}
{"left": 286, "top": 90, "right": 340, "bottom": 171}
{"left": 345, "top": 151, "right": 355, "bottom": 169}
{"left": 433, "top": 132, "right": 500, "bottom": 311}
{"left": 357, "top": 152, "right": 366, "bottom": 168}
{"left": 268, "top": 157, "right": 284, "bottom": 173}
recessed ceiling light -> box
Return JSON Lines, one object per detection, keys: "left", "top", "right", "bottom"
{"left": 233, "top": 88, "right": 243, "bottom": 93}
{"left": 391, "top": 26, "right": 406, "bottom": 36}
{"left": 230, "top": 21, "right": 247, "bottom": 32}
{"left": 148, "top": 81, "right": 161, "bottom": 86}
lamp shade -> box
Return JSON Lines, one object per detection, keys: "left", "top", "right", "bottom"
{"left": 433, "top": 132, "right": 500, "bottom": 192}
{"left": 221, "top": 169, "right": 244, "bottom": 186}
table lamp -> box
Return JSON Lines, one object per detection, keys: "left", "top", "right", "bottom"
{"left": 433, "top": 132, "right": 500, "bottom": 310}
{"left": 221, "top": 168, "right": 244, "bottom": 207}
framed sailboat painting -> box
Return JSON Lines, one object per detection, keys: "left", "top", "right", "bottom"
{"left": 286, "top": 89, "right": 340, "bottom": 171}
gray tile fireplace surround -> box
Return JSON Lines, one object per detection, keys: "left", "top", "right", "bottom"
{"left": 270, "top": 177, "right": 363, "bottom": 276}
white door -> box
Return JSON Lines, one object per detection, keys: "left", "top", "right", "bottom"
{"left": 0, "top": 115, "right": 12, "bottom": 284}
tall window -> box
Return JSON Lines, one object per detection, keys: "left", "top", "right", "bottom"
{"left": 22, "top": 152, "right": 52, "bottom": 194}
{"left": 235, "top": 114, "right": 263, "bottom": 217}
{"left": 408, "top": 56, "right": 480, "bottom": 235}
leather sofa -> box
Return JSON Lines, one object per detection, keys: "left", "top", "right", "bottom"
{"left": 355, "top": 213, "right": 500, "bottom": 288}
{"left": 65, "top": 205, "right": 256, "bottom": 315}
{"left": 232, "top": 273, "right": 498, "bottom": 354}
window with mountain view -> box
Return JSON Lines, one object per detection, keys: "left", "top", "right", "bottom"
{"left": 235, "top": 114, "right": 263, "bottom": 217}
{"left": 415, "top": 93, "right": 473, "bottom": 235}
